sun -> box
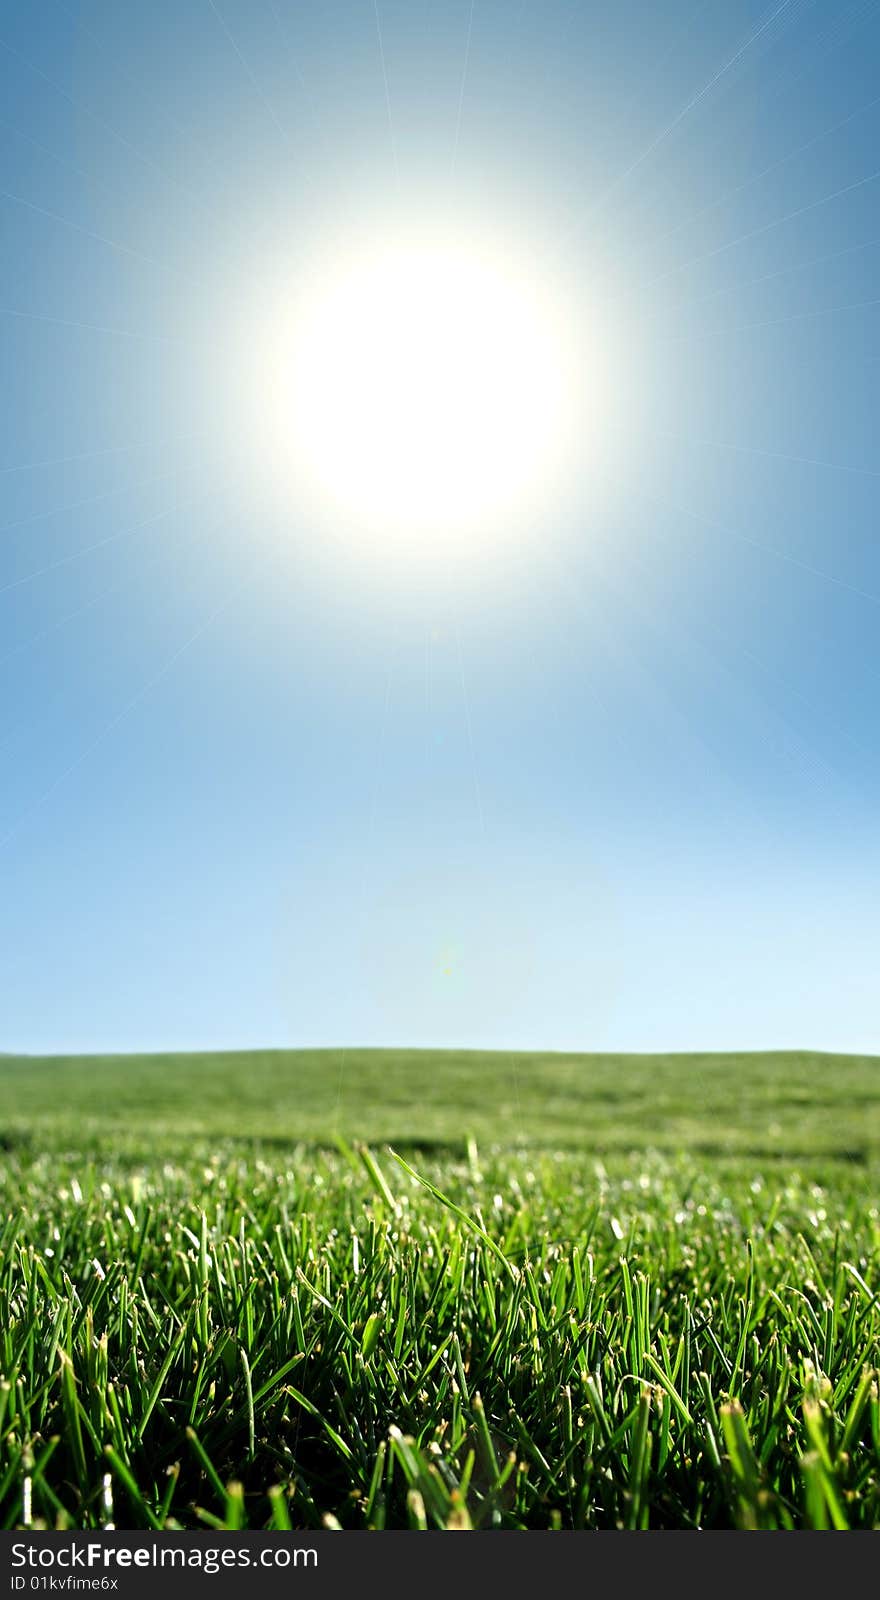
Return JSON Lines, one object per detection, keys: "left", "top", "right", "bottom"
{"left": 286, "top": 244, "right": 571, "bottom": 538}
{"left": 234, "top": 219, "right": 593, "bottom": 576}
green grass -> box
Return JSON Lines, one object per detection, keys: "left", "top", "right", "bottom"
{"left": 1, "top": 1046, "right": 878, "bottom": 1159}
{"left": 1, "top": 1048, "right": 878, "bottom": 1530}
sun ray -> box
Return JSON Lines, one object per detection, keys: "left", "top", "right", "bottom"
{"left": 625, "top": 477, "right": 880, "bottom": 607}
{"left": 626, "top": 164, "right": 880, "bottom": 299}
{"left": 0, "top": 304, "right": 183, "bottom": 343}
{"left": 0, "top": 475, "right": 218, "bottom": 601}
{"left": 560, "top": 0, "right": 801, "bottom": 241}
{"left": 372, "top": 0, "right": 400, "bottom": 184}
{"left": 451, "top": 0, "right": 475, "bottom": 177}
{"left": 0, "top": 184, "right": 201, "bottom": 288}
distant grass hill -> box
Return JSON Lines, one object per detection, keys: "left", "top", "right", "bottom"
{"left": 1, "top": 1047, "right": 877, "bottom": 1161}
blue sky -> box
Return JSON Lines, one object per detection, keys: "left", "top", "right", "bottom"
{"left": 1, "top": 0, "right": 879, "bottom": 1055}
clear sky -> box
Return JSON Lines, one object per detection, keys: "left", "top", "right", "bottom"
{"left": 1, "top": 1, "right": 878, "bottom": 1056}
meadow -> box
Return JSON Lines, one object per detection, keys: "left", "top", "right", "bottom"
{"left": 0, "top": 1048, "right": 878, "bottom": 1530}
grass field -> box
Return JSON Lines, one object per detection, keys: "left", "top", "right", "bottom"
{"left": 1, "top": 1048, "right": 878, "bottom": 1530}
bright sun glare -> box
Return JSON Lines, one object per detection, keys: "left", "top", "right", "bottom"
{"left": 288, "top": 246, "right": 570, "bottom": 535}
{"left": 238, "top": 226, "right": 592, "bottom": 573}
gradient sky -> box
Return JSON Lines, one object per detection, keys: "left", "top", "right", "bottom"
{"left": 1, "top": 0, "right": 879, "bottom": 1056}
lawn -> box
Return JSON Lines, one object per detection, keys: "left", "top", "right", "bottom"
{"left": 1, "top": 1048, "right": 878, "bottom": 1529}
